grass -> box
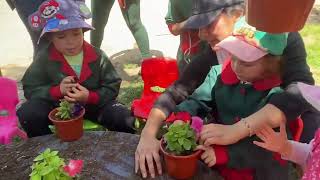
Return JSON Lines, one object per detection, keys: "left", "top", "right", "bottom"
{"left": 117, "top": 79, "right": 143, "bottom": 107}
{"left": 123, "top": 63, "right": 139, "bottom": 69}
{"left": 300, "top": 24, "right": 320, "bottom": 84}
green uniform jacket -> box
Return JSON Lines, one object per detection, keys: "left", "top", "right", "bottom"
{"left": 177, "top": 60, "right": 291, "bottom": 170}
{"left": 22, "top": 41, "right": 121, "bottom": 108}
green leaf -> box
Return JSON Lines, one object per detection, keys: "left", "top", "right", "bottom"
{"left": 33, "top": 154, "right": 44, "bottom": 162}
{"left": 187, "top": 131, "right": 194, "bottom": 138}
{"left": 30, "top": 174, "right": 41, "bottom": 180}
{"left": 178, "top": 138, "right": 184, "bottom": 145}
{"left": 134, "top": 118, "right": 140, "bottom": 129}
{"left": 30, "top": 170, "right": 38, "bottom": 176}
{"left": 43, "top": 172, "right": 56, "bottom": 180}
{"left": 183, "top": 139, "right": 192, "bottom": 150}
{"left": 50, "top": 151, "right": 59, "bottom": 157}
{"left": 39, "top": 166, "right": 54, "bottom": 176}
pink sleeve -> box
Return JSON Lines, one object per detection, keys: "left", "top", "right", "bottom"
{"left": 281, "top": 140, "right": 313, "bottom": 170}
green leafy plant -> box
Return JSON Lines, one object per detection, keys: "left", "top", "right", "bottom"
{"left": 30, "top": 148, "right": 70, "bottom": 180}
{"left": 30, "top": 148, "right": 83, "bottom": 180}
{"left": 164, "top": 123, "right": 197, "bottom": 156}
{"left": 55, "top": 100, "right": 83, "bottom": 121}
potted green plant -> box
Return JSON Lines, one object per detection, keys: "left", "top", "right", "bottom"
{"left": 246, "top": 0, "right": 315, "bottom": 33}
{"left": 48, "top": 100, "right": 85, "bottom": 141}
{"left": 160, "top": 117, "right": 203, "bottom": 179}
{"left": 30, "top": 148, "right": 83, "bottom": 180}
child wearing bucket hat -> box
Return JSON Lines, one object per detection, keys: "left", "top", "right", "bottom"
{"left": 17, "top": 0, "right": 135, "bottom": 137}
{"left": 254, "top": 83, "right": 320, "bottom": 180}
{"left": 176, "top": 17, "right": 299, "bottom": 179}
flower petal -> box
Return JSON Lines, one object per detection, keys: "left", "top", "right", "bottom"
{"left": 191, "top": 116, "right": 203, "bottom": 137}
{"left": 63, "top": 159, "right": 83, "bottom": 177}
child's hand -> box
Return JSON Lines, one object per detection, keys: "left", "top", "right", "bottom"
{"left": 64, "top": 84, "right": 89, "bottom": 103}
{"left": 253, "top": 121, "right": 291, "bottom": 156}
{"left": 60, "top": 76, "right": 77, "bottom": 95}
{"left": 196, "top": 145, "right": 216, "bottom": 167}
{"left": 200, "top": 123, "right": 243, "bottom": 146}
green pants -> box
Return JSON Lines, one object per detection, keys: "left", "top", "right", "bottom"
{"left": 91, "top": 0, "right": 151, "bottom": 59}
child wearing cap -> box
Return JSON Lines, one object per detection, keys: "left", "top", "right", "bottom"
{"left": 17, "top": 0, "right": 135, "bottom": 137}
{"left": 165, "top": 0, "right": 208, "bottom": 72}
{"left": 254, "top": 83, "right": 320, "bottom": 180}
{"left": 176, "top": 17, "right": 297, "bottom": 179}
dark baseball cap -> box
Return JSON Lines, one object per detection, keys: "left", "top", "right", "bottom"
{"left": 184, "top": 0, "right": 244, "bottom": 29}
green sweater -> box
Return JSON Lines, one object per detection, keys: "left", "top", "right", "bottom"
{"left": 22, "top": 41, "right": 121, "bottom": 108}
{"left": 177, "top": 60, "right": 290, "bottom": 170}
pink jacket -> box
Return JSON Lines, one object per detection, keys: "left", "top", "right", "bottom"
{"left": 283, "top": 129, "right": 320, "bottom": 180}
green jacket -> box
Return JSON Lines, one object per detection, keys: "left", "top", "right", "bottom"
{"left": 177, "top": 60, "right": 289, "bottom": 170}
{"left": 22, "top": 41, "right": 121, "bottom": 108}
{"left": 165, "top": 0, "right": 192, "bottom": 24}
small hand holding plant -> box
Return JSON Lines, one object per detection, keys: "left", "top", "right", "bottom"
{"left": 64, "top": 84, "right": 89, "bottom": 103}
{"left": 30, "top": 148, "right": 83, "bottom": 180}
{"left": 60, "top": 76, "right": 77, "bottom": 96}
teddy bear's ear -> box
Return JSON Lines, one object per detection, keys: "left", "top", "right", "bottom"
{"left": 28, "top": 12, "right": 45, "bottom": 31}
{"left": 76, "top": 0, "right": 92, "bottom": 19}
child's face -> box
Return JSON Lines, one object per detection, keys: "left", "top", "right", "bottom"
{"left": 51, "top": 28, "right": 84, "bottom": 56}
{"left": 231, "top": 56, "right": 266, "bottom": 82}
{"left": 199, "top": 12, "right": 241, "bottom": 47}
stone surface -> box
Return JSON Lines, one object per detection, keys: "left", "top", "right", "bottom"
{"left": 0, "top": 131, "right": 222, "bottom": 180}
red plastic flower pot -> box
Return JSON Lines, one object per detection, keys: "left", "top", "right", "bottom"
{"left": 160, "top": 139, "right": 201, "bottom": 179}
{"left": 246, "top": 0, "right": 315, "bottom": 33}
{"left": 49, "top": 108, "right": 85, "bottom": 142}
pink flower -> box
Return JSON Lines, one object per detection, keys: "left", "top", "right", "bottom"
{"left": 63, "top": 160, "right": 83, "bottom": 177}
{"left": 191, "top": 116, "right": 203, "bottom": 137}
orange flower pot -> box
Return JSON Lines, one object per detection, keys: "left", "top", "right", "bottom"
{"left": 49, "top": 108, "right": 85, "bottom": 142}
{"left": 246, "top": 0, "right": 315, "bottom": 33}
{"left": 160, "top": 139, "right": 201, "bottom": 179}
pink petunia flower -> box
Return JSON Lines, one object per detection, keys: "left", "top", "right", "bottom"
{"left": 63, "top": 159, "right": 83, "bottom": 177}
{"left": 191, "top": 116, "right": 203, "bottom": 138}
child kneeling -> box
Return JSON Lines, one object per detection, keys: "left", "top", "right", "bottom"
{"left": 177, "top": 17, "right": 296, "bottom": 179}
{"left": 18, "top": 0, "right": 135, "bottom": 137}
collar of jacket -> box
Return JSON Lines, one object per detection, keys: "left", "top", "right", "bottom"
{"left": 49, "top": 40, "right": 98, "bottom": 83}
{"left": 221, "top": 59, "right": 282, "bottom": 91}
